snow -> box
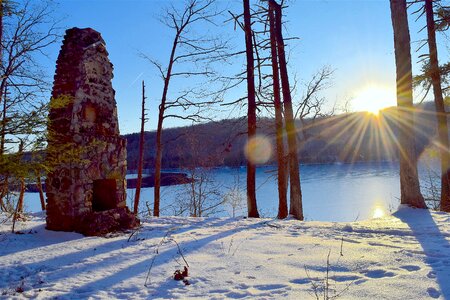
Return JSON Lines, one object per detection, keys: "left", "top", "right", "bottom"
{"left": 1, "top": 208, "right": 450, "bottom": 299}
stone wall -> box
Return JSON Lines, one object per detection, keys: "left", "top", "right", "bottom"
{"left": 46, "top": 28, "right": 138, "bottom": 235}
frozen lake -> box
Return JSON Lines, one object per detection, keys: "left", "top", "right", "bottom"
{"left": 23, "top": 161, "right": 440, "bottom": 222}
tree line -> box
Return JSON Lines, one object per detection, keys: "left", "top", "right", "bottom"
{"left": 124, "top": 104, "right": 437, "bottom": 171}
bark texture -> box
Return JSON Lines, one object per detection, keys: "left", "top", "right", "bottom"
{"left": 268, "top": 3, "right": 287, "bottom": 219}
{"left": 134, "top": 81, "right": 146, "bottom": 215}
{"left": 424, "top": 0, "right": 450, "bottom": 212}
{"left": 271, "top": 0, "right": 303, "bottom": 220}
{"left": 243, "top": 0, "right": 259, "bottom": 218}
{"left": 36, "top": 175, "right": 45, "bottom": 210}
{"left": 154, "top": 32, "right": 179, "bottom": 217}
{"left": 390, "top": 0, "right": 426, "bottom": 208}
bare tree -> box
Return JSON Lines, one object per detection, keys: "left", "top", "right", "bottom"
{"left": 177, "top": 166, "right": 225, "bottom": 217}
{"left": 295, "top": 66, "right": 334, "bottom": 143}
{"left": 224, "top": 174, "right": 246, "bottom": 218}
{"left": 227, "top": 1, "right": 304, "bottom": 219}
{"left": 145, "top": 0, "right": 228, "bottom": 217}
{"left": 424, "top": 0, "right": 450, "bottom": 212}
{"left": 243, "top": 0, "right": 260, "bottom": 218}
{"left": 171, "top": 129, "right": 225, "bottom": 217}
{"left": 390, "top": 0, "right": 426, "bottom": 208}
{"left": 270, "top": 0, "right": 303, "bottom": 220}
{"left": 133, "top": 80, "right": 147, "bottom": 214}
{"left": 229, "top": 1, "right": 332, "bottom": 219}
{"left": 0, "top": 0, "right": 59, "bottom": 211}
{"left": 268, "top": 2, "right": 287, "bottom": 219}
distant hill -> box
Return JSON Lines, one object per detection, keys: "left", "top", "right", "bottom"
{"left": 124, "top": 102, "right": 439, "bottom": 170}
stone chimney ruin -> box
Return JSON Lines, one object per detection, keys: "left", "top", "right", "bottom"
{"left": 45, "top": 28, "right": 139, "bottom": 235}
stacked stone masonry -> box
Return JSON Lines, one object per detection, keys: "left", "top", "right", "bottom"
{"left": 46, "top": 27, "right": 139, "bottom": 235}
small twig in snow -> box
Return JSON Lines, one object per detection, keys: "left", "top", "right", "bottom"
{"left": 171, "top": 238, "right": 190, "bottom": 268}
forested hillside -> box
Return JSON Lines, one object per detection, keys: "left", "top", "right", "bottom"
{"left": 124, "top": 102, "right": 438, "bottom": 170}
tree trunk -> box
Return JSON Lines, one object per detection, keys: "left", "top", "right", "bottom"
{"left": 0, "top": 85, "right": 6, "bottom": 210}
{"left": 36, "top": 175, "right": 45, "bottom": 210}
{"left": 154, "top": 110, "right": 163, "bottom": 217}
{"left": 390, "top": 0, "right": 426, "bottom": 208}
{"left": 243, "top": 0, "right": 259, "bottom": 218}
{"left": 268, "top": 3, "right": 287, "bottom": 219}
{"left": 0, "top": 84, "right": 7, "bottom": 154}
{"left": 0, "top": 80, "right": 7, "bottom": 214}
{"left": 425, "top": 0, "right": 450, "bottom": 212}
{"left": 16, "top": 139, "right": 24, "bottom": 213}
{"left": 0, "top": 0, "right": 3, "bottom": 66}
{"left": 18, "top": 177, "right": 24, "bottom": 213}
{"left": 0, "top": 2, "right": 5, "bottom": 154}
{"left": 0, "top": 1, "right": 2, "bottom": 68}
{"left": 134, "top": 80, "right": 146, "bottom": 214}
{"left": 0, "top": 175, "right": 7, "bottom": 211}
{"left": 271, "top": 0, "right": 303, "bottom": 220}
{"left": 154, "top": 34, "right": 179, "bottom": 217}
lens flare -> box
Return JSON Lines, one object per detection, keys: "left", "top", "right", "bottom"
{"left": 370, "top": 201, "right": 387, "bottom": 219}
{"left": 372, "top": 207, "right": 386, "bottom": 218}
{"left": 244, "top": 135, "right": 272, "bottom": 165}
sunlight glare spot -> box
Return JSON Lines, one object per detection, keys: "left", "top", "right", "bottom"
{"left": 352, "top": 85, "right": 396, "bottom": 116}
{"left": 372, "top": 207, "right": 386, "bottom": 219}
{"left": 244, "top": 135, "right": 272, "bottom": 165}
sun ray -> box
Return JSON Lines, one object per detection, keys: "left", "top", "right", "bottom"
{"left": 332, "top": 114, "right": 367, "bottom": 162}
{"left": 377, "top": 112, "right": 396, "bottom": 161}
{"left": 321, "top": 114, "right": 363, "bottom": 146}
{"left": 382, "top": 108, "right": 441, "bottom": 156}
{"left": 294, "top": 99, "right": 439, "bottom": 170}
{"left": 365, "top": 115, "right": 379, "bottom": 161}
{"left": 296, "top": 113, "right": 359, "bottom": 154}
{"left": 312, "top": 113, "right": 364, "bottom": 160}
{"left": 348, "top": 115, "right": 372, "bottom": 163}
{"left": 378, "top": 112, "right": 418, "bottom": 171}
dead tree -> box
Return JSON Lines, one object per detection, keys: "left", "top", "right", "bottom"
{"left": 270, "top": 0, "right": 303, "bottom": 220}
{"left": 390, "top": 0, "right": 426, "bottom": 208}
{"left": 134, "top": 80, "right": 147, "bottom": 215}
{"left": 424, "top": 0, "right": 450, "bottom": 212}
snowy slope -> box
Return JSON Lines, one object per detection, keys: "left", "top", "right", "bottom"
{"left": 1, "top": 208, "right": 449, "bottom": 299}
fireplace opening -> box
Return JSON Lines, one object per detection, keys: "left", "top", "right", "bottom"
{"left": 92, "top": 179, "right": 119, "bottom": 211}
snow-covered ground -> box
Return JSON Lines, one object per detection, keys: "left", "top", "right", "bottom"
{"left": 1, "top": 207, "right": 449, "bottom": 299}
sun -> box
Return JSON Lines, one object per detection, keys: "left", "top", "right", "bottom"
{"left": 352, "top": 85, "right": 396, "bottom": 116}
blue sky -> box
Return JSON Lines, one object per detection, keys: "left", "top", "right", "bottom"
{"left": 39, "top": 0, "right": 447, "bottom": 134}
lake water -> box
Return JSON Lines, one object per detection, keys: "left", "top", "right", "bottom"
{"left": 23, "top": 161, "right": 439, "bottom": 222}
